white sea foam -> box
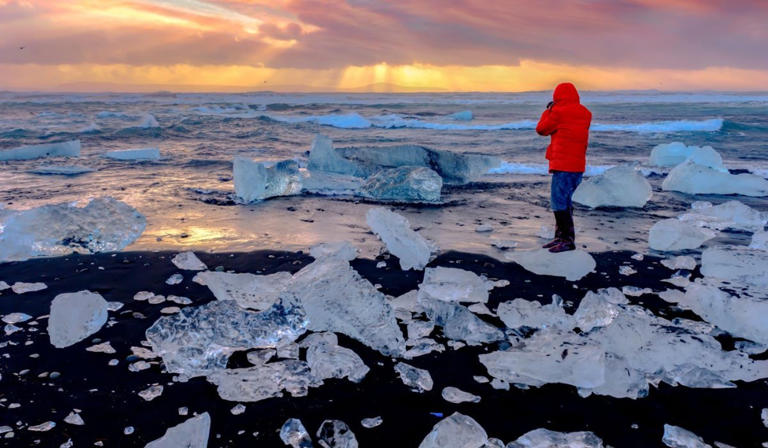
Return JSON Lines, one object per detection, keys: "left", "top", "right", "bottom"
{"left": 591, "top": 118, "right": 723, "bottom": 133}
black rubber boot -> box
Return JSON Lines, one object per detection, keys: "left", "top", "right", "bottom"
{"left": 549, "top": 210, "right": 575, "bottom": 253}
{"left": 542, "top": 211, "right": 564, "bottom": 249}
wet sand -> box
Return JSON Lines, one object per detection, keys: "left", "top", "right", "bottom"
{"left": 0, "top": 249, "right": 766, "bottom": 447}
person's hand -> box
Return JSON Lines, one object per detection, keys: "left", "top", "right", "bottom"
{"left": 546, "top": 101, "right": 555, "bottom": 110}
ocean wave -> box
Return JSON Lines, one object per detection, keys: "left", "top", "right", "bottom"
{"left": 591, "top": 118, "right": 723, "bottom": 133}
{"left": 370, "top": 114, "right": 536, "bottom": 130}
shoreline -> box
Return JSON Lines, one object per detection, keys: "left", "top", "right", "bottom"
{"left": 1, "top": 249, "right": 766, "bottom": 447}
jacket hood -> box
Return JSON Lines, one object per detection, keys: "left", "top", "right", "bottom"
{"left": 553, "top": 82, "right": 580, "bottom": 104}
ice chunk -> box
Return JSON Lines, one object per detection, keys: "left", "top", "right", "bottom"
{"left": 287, "top": 257, "right": 406, "bottom": 357}
{"left": 166, "top": 273, "right": 183, "bottom": 285}
{"left": 361, "top": 417, "right": 383, "bottom": 429}
{"left": 750, "top": 230, "right": 768, "bottom": 250}
{"left": 0, "top": 197, "right": 146, "bottom": 263}
{"left": 233, "top": 157, "right": 303, "bottom": 203}
{"left": 207, "top": 360, "right": 321, "bottom": 402}
{"left": 29, "top": 165, "right": 94, "bottom": 176}
{"left": 662, "top": 424, "right": 711, "bottom": 448}
{"left": 650, "top": 142, "right": 694, "bottom": 167}
{"left": 668, "top": 282, "right": 768, "bottom": 345}
{"left": 505, "top": 249, "right": 596, "bottom": 281}
{"left": 63, "top": 412, "right": 84, "bottom": 426}
{"left": 86, "top": 341, "right": 116, "bottom": 354}
{"left": 441, "top": 387, "right": 481, "bottom": 404}
{"left": 573, "top": 165, "right": 652, "bottom": 208}
{"left": 662, "top": 160, "right": 768, "bottom": 196}
{"left": 104, "top": 148, "right": 160, "bottom": 160}
{"left": 138, "top": 384, "right": 163, "bottom": 401}
{"left": 661, "top": 255, "right": 697, "bottom": 270}
{"left": 11, "top": 282, "right": 47, "bottom": 294}
{"left": 28, "top": 421, "right": 56, "bottom": 432}
{"left": 680, "top": 200, "right": 767, "bottom": 232}
{"left": 304, "top": 332, "right": 369, "bottom": 383}
{"left": 762, "top": 408, "right": 767, "bottom": 428}
{"left": 2, "top": 312, "right": 32, "bottom": 324}
{"left": 648, "top": 219, "right": 717, "bottom": 251}
{"left": 316, "top": 420, "right": 358, "bottom": 448}
{"left": 418, "top": 267, "right": 494, "bottom": 304}
{"left": 0, "top": 139, "right": 80, "bottom": 161}
{"left": 366, "top": 207, "right": 434, "bottom": 271}
{"left": 145, "top": 297, "right": 308, "bottom": 379}
{"left": 358, "top": 166, "right": 443, "bottom": 203}
{"left": 573, "top": 288, "right": 629, "bottom": 332}
{"left": 280, "top": 418, "right": 313, "bottom": 448}
{"left": 145, "top": 413, "right": 210, "bottom": 448}
{"left": 394, "top": 362, "right": 433, "bottom": 392}
{"left": 0, "top": 281, "right": 9, "bottom": 291}
{"left": 497, "top": 297, "right": 573, "bottom": 330}
{"left": 307, "top": 134, "right": 363, "bottom": 176}
{"left": 309, "top": 241, "right": 358, "bottom": 261}
{"left": 480, "top": 329, "right": 606, "bottom": 389}
{"left": 139, "top": 113, "right": 159, "bottom": 128}
{"left": 449, "top": 110, "right": 473, "bottom": 121}
{"left": 193, "top": 271, "right": 292, "bottom": 311}
{"left": 418, "top": 413, "right": 487, "bottom": 448}
{"left": 701, "top": 247, "right": 768, "bottom": 288}
{"left": 48, "top": 290, "right": 108, "bottom": 348}
{"left": 172, "top": 252, "right": 207, "bottom": 271}
{"left": 420, "top": 296, "right": 504, "bottom": 345}
{"left": 507, "top": 428, "right": 604, "bottom": 448}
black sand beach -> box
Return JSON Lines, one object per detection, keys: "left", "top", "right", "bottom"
{"left": 1, "top": 249, "right": 766, "bottom": 447}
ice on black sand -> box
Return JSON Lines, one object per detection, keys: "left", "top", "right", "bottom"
{"left": 418, "top": 413, "right": 487, "bottom": 448}
{"left": 394, "top": 362, "right": 433, "bottom": 392}
{"left": 48, "top": 291, "right": 108, "bottom": 348}
{"left": 280, "top": 418, "right": 313, "bottom": 448}
{"left": 145, "top": 413, "right": 211, "bottom": 448}
{"left": 316, "top": 420, "right": 358, "bottom": 448}
{"left": 171, "top": 251, "right": 207, "bottom": 271}
{"left": 366, "top": 207, "right": 434, "bottom": 271}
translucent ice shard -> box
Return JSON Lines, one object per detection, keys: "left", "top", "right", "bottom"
{"left": 366, "top": 207, "right": 434, "bottom": 271}
{"left": 309, "top": 241, "right": 358, "bottom": 261}
{"left": 507, "top": 428, "right": 604, "bottom": 448}
{"left": 701, "top": 246, "right": 768, "bottom": 288}
{"left": 418, "top": 412, "right": 488, "bottom": 448}
{"left": 661, "top": 255, "right": 697, "bottom": 270}
{"left": 0, "top": 139, "right": 80, "bottom": 161}
{"left": 680, "top": 200, "right": 767, "bottom": 232}
{"left": 418, "top": 267, "right": 495, "bottom": 304}
{"left": 505, "top": 249, "right": 596, "bottom": 281}
{"left": 11, "top": 282, "right": 47, "bottom": 294}
{"left": 316, "top": 420, "right": 358, "bottom": 448}
{"left": 193, "top": 271, "right": 293, "bottom": 311}
{"left": 145, "top": 413, "right": 211, "bottom": 448}
{"left": 662, "top": 424, "right": 711, "bottom": 448}
{"left": 104, "top": 148, "right": 160, "bottom": 161}
{"left": 419, "top": 296, "right": 504, "bottom": 345}
{"left": 361, "top": 417, "right": 382, "bottom": 429}
{"left": 145, "top": 297, "right": 308, "bottom": 379}
{"left": 572, "top": 288, "right": 629, "bottom": 332}
{"left": 280, "top": 418, "right": 313, "bottom": 448}
{"left": 648, "top": 219, "right": 717, "bottom": 251}
{"left": 650, "top": 142, "right": 725, "bottom": 172}
{"left": 48, "top": 290, "right": 109, "bottom": 348}
{"left": 394, "top": 362, "right": 434, "bottom": 392}
{"left": 304, "top": 332, "right": 369, "bottom": 383}
{"left": 172, "top": 252, "right": 207, "bottom": 271}
{"left": 662, "top": 160, "right": 768, "bottom": 196}
{"left": 441, "top": 387, "right": 481, "bottom": 404}
{"left": 206, "top": 360, "right": 321, "bottom": 402}
{"left": 573, "top": 165, "right": 652, "bottom": 208}
{"left": 233, "top": 157, "right": 302, "bottom": 203}
{"left": 358, "top": 166, "right": 443, "bottom": 203}
{"left": 0, "top": 197, "right": 146, "bottom": 263}
{"left": 497, "top": 297, "right": 574, "bottom": 330}
{"left": 288, "top": 258, "right": 405, "bottom": 356}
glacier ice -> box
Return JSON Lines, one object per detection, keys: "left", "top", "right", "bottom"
{"left": 572, "top": 288, "right": 629, "bottom": 332}
{"left": 497, "top": 297, "right": 573, "bottom": 330}
{"left": 661, "top": 255, "right": 697, "bottom": 270}
{"left": 145, "top": 413, "right": 210, "bottom": 448}
{"left": 307, "top": 134, "right": 362, "bottom": 177}
{"left": 0, "top": 140, "right": 80, "bottom": 161}
{"left": 172, "top": 252, "right": 208, "bottom": 271}
{"left": 0, "top": 197, "right": 146, "bottom": 263}
{"left": 505, "top": 249, "right": 596, "bottom": 281}
{"left": 2, "top": 312, "right": 32, "bottom": 324}
{"left": 233, "top": 157, "right": 303, "bottom": 203}
{"left": 361, "top": 417, "right": 383, "bottom": 429}
{"left": 206, "top": 360, "right": 321, "bottom": 402}
{"left": 648, "top": 219, "right": 717, "bottom": 251}
{"left": 418, "top": 413, "right": 487, "bottom": 448}
{"left": 138, "top": 384, "right": 163, "bottom": 401}
{"left": 280, "top": 418, "right": 313, "bottom": 448}
{"left": 418, "top": 266, "right": 495, "bottom": 304}
{"left": 449, "top": 110, "right": 473, "bottom": 121}
{"left": 394, "top": 362, "right": 434, "bottom": 392}
{"left": 441, "top": 386, "right": 481, "bottom": 404}
{"left": 573, "top": 165, "right": 652, "bottom": 208}
{"left": 366, "top": 207, "right": 434, "bottom": 271}
{"left": 701, "top": 246, "right": 768, "bottom": 288}
{"left": 662, "top": 424, "right": 710, "bottom": 448}
{"left": 63, "top": 412, "right": 85, "bottom": 426}
{"left": 358, "top": 166, "right": 443, "bottom": 203}
{"left": 11, "top": 282, "right": 47, "bottom": 294}
{"left": 680, "top": 200, "right": 767, "bottom": 232}
{"left": 288, "top": 257, "right": 406, "bottom": 357}
{"left": 750, "top": 230, "right": 768, "bottom": 250}
{"left": 304, "top": 332, "right": 369, "bottom": 382}
{"left": 662, "top": 160, "right": 768, "bottom": 196}
{"left": 420, "top": 296, "right": 504, "bottom": 345}
{"left": 309, "top": 241, "right": 358, "bottom": 261}
{"left": 507, "top": 428, "right": 604, "bottom": 448}
{"left": 316, "top": 420, "right": 358, "bottom": 448}
{"left": 29, "top": 165, "right": 94, "bottom": 176}
{"left": 104, "top": 148, "right": 160, "bottom": 160}
{"left": 650, "top": 142, "right": 725, "bottom": 172}
{"left": 193, "top": 270, "right": 292, "bottom": 311}
{"left": 145, "top": 297, "right": 308, "bottom": 379}
{"left": 48, "top": 290, "right": 109, "bottom": 348}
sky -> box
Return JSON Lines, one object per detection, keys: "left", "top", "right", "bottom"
{"left": 1, "top": 0, "right": 767, "bottom": 92}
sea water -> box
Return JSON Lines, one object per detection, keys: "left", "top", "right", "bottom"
{"left": 0, "top": 91, "right": 766, "bottom": 257}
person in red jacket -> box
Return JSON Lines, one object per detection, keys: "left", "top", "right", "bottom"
{"left": 536, "top": 82, "right": 592, "bottom": 253}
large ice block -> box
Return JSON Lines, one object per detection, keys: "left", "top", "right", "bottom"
{"left": 680, "top": 200, "right": 767, "bottom": 232}
{"left": 0, "top": 140, "right": 80, "bottom": 161}
{"left": 233, "top": 157, "right": 303, "bottom": 203}
{"left": 573, "top": 165, "right": 652, "bottom": 208}
{"left": 418, "top": 267, "right": 495, "bottom": 304}
{"left": 358, "top": 166, "right": 442, "bottom": 203}
{"left": 662, "top": 160, "right": 768, "bottom": 196}
{"left": 505, "top": 249, "right": 596, "bottom": 281}
{"left": 648, "top": 218, "right": 717, "bottom": 251}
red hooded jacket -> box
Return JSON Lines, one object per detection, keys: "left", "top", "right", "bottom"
{"left": 536, "top": 83, "right": 592, "bottom": 173}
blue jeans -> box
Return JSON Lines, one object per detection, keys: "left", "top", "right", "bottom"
{"left": 550, "top": 171, "right": 583, "bottom": 211}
